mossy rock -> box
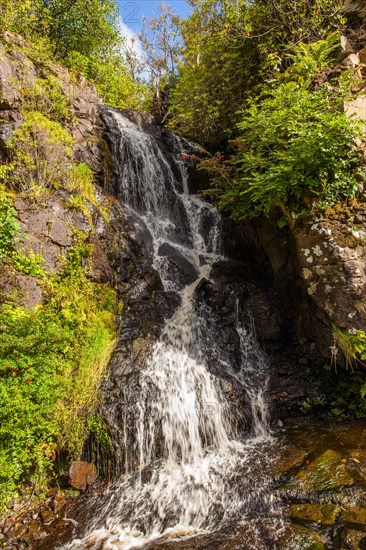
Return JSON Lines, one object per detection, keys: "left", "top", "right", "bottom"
{"left": 291, "top": 449, "right": 354, "bottom": 493}
{"left": 341, "top": 507, "right": 366, "bottom": 527}
{"left": 273, "top": 446, "right": 309, "bottom": 476}
{"left": 290, "top": 503, "right": 340, "bottom": 525}
{"left": 277, "top": 524, "right": 327, "bottom": 549}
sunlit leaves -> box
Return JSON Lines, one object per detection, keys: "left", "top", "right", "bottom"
{"left": 198, "top": 81, "right": 364, "bottom": 221}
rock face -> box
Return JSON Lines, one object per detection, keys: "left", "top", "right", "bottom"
{"left": 345, "top": 0, "right": 366, "bottom": 51}
{"left": 0, "top": 31, "right": 115, "bottom": 309}
{"left": 0, "top": 31, "right": 104, "bottom": 178}
{"left": 295, "top": 207, "right": 366, "bottom": 333}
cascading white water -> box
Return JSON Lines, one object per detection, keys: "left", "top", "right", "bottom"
{"left": 65, "top": 111, "right": 282, "bottom": 550}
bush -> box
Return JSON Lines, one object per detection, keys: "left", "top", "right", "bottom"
{"left": 66, "top": 51, "right": 144, "bottom": 109}
{"left": 169, "top": 0, "right": 345, "bottom": 145}
{"left": 5, "top": 112, "right": 73, "bottom": 194}
{"left": 333, "top": 325, "right": 366, "bottom": 370}
{"left": 18, "top": 74, "right": 72, "bottom": 124}
{"left": 0, "top": 240, "right": 116, "bottom": 507}
{"left": 0, "top": 186, "right": 19, "bottom": 263}
{"left": 11, "top": 249, "right": 46, "bottom": 279}
{"left": 67, "top": 163, "right": 97, "bottom": 205}
{"left": 199, "top": 81, "right": 364, "bottom": 223}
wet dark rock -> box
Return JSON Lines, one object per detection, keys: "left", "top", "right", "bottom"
{"left": 277, "top": 524, "right": 327, "bottom": 549}
{"left": 28, "top": 519, "right": 47, "bottom": 541}
{"left": 246, "top": 292, "right": 285, "bottom": 348}
{"left": 158, "top": 242, "right": 199, "bottom": 287}
{"left": 210, "top": 260, "right": 252, "bottom": 285}
{"left": 45, "top": 487, "right": 59, "bottom": 498}
{"left": 40, "top": 510, "right": 55, "bottom": 525}
{"left": 290, "top": 503, "right": 341, "bottom": 525}
{"left": 342, "top": 507, "right": 366, "bottom": 527}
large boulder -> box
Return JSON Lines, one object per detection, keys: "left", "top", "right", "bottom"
{"left": 68, "top": 461, "right": 97, "bottom": 491}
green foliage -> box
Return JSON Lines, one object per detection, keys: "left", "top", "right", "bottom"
{"left": 65, "top": 51, "right": 144, "bottom": 109}
{"left": 67, "top": 163, "right": 97, "bottom": 205}
{"left": 304, "top": 328, "right": 366, "bottom": 419}
{"left": 333, "top": 326, "right": 366, "bottom": 370}
{"left": 284, "top": 32, "right": 341, "bottom": 87}
{"left": 17, "top": 74, "right": 73, "bottom": 124}
{"left": 305, "top": 365, "right": 366, "bottom": 419}
{"left": 44, "top": 0, "right": 121, "bottom": 62}
{"left": 5, "top": 111, "right": 73, "bottom": 194}
{"left": 170, "top": 1, "right": 261, "bottom": 144}
{"left": 0, "top": 0, "right": 143, "bottom": 110}
{"left": 199, "top": 78, "right": 364, "bottom": 221}
{"left": 65, "top": 163, "right": 110, "bottom": 225}
{"left": 87, "top": 414, "right": 112, "bottom": 450}
{"left": 0, "top": 187, "right": 19, "bottom": 263}
{"left": 0, "top": 0, "right": 44, "bottom": 40}
{"left": 0, "top": 0, "right": 120, "bottom": 63}
{"left": 0, "top": 240, "right": 116, "bottom": 507}
{"left": 11, "top": 249, "right": 46, "bottom": 279}
{"left": 169, "top": 0, "right": 345, "bottom": 144}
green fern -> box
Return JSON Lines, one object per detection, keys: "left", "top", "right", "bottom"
{"left": 286, "top": 32, "right": 340, "bottom": 87}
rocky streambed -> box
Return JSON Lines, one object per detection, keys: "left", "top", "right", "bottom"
{"left": 2, "top": 418, "right": 366, "bottom": 549}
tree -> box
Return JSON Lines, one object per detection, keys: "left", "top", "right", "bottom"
{"left": 42, "top": 0, "right": 122, "bottom": 60}
{"left": 122, "top": 37, "right": 146, "bottom": 83}
{"left": 1, "top": 0, "right": 122, "bottom": 61}
{"left": 139, "top": 3, "right": 182, "bottom": 121}
{"left": 168, "top": 0, "right": 345, "bottom": 145}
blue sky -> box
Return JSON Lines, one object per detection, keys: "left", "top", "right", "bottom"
{"left": 116, "top": 0, "right": 191, "bottom": 36}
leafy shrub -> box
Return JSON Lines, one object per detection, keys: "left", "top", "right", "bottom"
{"left": 0, "top": 0, "right": 43, "bottom": 40}
{"left": 11, "top": 249, "right": 46, "bottom": 279}
{"left": 5, "top": 112, "right": 73, "bottom": 194}
{"left": 284, "top": 32, "right": 340, "bottom": 87}
{"left": 66, "top": 163, "right": 110, "bottom": 223}
{"left": 333, "top": 325, "right": 366, "bottom": 370}
{"left": 0, "top": 240, "right": 116, "bottom": 507}
{"left": 67, "top": 163, "right": 97, "bottom": 205}
{"left": 304, "top": 365, "right": 366, "bottom": 419}
{"left": 18, "top": 74, "right": 72, "bottom": 124}
{"left": 199, "top": 81, "right": 364, "bottom": 223}
{"left": 0, "top": 0, "right": 121, "bottom": 64}
{"left": 66, "top": 51, "right": 144, "bottom": 109}
{"left": 0, "top": 186, "right": 19, "bottom": 263}
{"left": 169, "top": 0, "right": 345, "bottom": 144}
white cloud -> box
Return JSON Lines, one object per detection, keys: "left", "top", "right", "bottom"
{"left": 119, "top": 18, "right": 144, "bottom": 60}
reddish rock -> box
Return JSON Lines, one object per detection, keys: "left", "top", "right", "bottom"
{"left": 51, "top": 493, "right": 66, "bottom": 514}
{"left": 272, "top": 391, "right": 290, "bottom": 400}
{"left": 69, "top": 461, "right": 97, "bottom": 491}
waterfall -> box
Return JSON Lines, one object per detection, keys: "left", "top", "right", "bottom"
{"left": 65, "top": 110, "right": 282, "bottom": 549}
